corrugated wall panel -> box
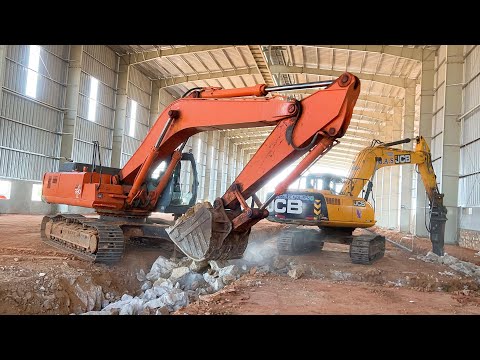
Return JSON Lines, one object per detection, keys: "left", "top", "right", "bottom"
{"left": 72, "top": 140, "right": 111, "bottom": 167}
{"left": 1, "top": 91, "right": 62, "bottom": 132}
{"left": 460, "top": 45, "right": 480, "bottom": 207}
{"left": 72, "top": 46, "right": 118, "bottom": 167}
{"left": 41, "top": 45, "right": 69, "bottom": 59}
{"left": 120, "top": 66, "right": 152, "bottom": 167}
{"left": 5, "top": 45, "right": 67, "bottom": 108}
{"left": 74, "top": 117, "right": 112, "bottom": 149}
{"left": 0, "top": 45, "right": 68, "bottom": 181}
{"left": 460, "top": 176, "right": 480, "bottom": 207}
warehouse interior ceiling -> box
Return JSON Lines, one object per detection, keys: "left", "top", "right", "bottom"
{"left": 109, "top": 45, "right": 440, "bottom": 172}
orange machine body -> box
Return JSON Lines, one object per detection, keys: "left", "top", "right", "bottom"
{"left": 42, "top": 172, "right": 126, "bottom": 210}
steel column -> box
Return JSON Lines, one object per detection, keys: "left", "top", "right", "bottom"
{"left": 60, "top": 45, "right": 83, "bottom": 163}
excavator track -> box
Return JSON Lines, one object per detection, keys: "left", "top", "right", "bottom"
{"left": 41, "top": 214, "right": 125, "bottom": 264}
{"left": 277, "top": 228, "right": 323, "bottom": 255}
{"left": 349, "top": 235, "right": 385, "bottom": 265}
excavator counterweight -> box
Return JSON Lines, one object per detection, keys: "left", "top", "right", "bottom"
{"left": 41, "top": 73, "right": 360, "bottom": 263}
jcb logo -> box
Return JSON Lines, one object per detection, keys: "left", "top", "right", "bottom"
{"left": 269, "top": 199, "right": 303, "bottom": 214}
{"left": 395, "top": 154, "right": 411, "bottom": 164}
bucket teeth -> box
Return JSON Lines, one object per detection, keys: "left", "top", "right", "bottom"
{"left": 166, "top": 200, "right": 250, "bottom": 261}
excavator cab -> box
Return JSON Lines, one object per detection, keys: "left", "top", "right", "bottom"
{"left": 151, "top": 152, "right": 199, "bottom": 216}
{"left": 305, "top": 173, "right": 345, "bottom": 195}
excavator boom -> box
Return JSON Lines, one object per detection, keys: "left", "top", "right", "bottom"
{"left": 340, "top": 136, "right": 447, "bottom": 255}
{"left": 41, "top": 73, "right": 360, "bottom": 263}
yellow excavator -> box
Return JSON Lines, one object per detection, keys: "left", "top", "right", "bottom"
{"left": 267, "top": 136, "right": 447, "bottom": 264}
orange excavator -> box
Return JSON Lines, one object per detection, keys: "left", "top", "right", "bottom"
{"left": 41, "top": 73, "right": 360, "bottom": 263}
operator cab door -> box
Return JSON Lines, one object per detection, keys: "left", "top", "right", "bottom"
{"left": 152, "top": 152, "right": 199, "bottom": 215}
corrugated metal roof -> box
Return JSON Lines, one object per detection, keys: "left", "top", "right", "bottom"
{"left": 108, "top": 45, "right": 437, "bottom": 168}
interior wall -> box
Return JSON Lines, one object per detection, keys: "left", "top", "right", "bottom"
{"left": 0, "top": 45, "right": 69, "bottom": 214}
{"left": 73, "top": 45, "right": 118, "bottom": 166}
{"left": 458, "top": 45, "right": 480, "bottom": 250}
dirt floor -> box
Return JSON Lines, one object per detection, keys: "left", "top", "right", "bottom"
{"left": 1, "top": 214, "right": 480, "bottom": 315}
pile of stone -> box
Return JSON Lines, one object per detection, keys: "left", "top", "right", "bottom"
{"left": 83, "top": 255, "right": 246, "bottom": 315}
{"left": 417, "top": 251, "right": 480, "bottom": 283}
{"left": 82, "top": 233, "right": 310, "bottom": 315}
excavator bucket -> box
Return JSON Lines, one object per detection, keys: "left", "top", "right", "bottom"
{"left": 166, "top": 201, "right": 250, "bottom": 261}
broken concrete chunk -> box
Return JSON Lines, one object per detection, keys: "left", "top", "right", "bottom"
{"left": 145, "top": 297, "right": 167, "bottom": 310}
{"left": 330, "top": 270, "right": 352, "bottom": 281}
{"left": 209, "top": 260, "right": 228, "bottom": 271}
{"left": 177, "top": 272, "right": 207, "bottom": 291}
{"left": 440, "top": 254, "right": 457, "bottom": 266}
{"left": 73, "top": 281, "right": 104, "bottom": 312}
{"left": 152, "top": 277, "right": 168, "bottom": 288}
{"left": 449, "top": 262, "right": 474, "bottom": 276}
{"left": 222, "top": 274, "right": 236, "bottom": 285}
{"left": 141, "top": 281, "right": 152, "bottom": 291}
{"left": 218, "top": 265, "right": 239, "bottom": 278}
{"left": 162, "top": 290, "right": 188, "bottom": 312}
{"left": 81, "top": 310, "right": 112, "bottom": 315}
{"left": 128, "top": 297, "right": 145, "bottom": 315}
{"left": 203, "top": 273, "right": 224, "bottom": 292}
{"left": 189, "top": 260, "right": 209, "bottom": 273}
{"left": 152, "top": 285, "right": 171, "bottom": 298}
{"left": 425, "top": 251, "right": 440, "bottom": 262}
{"left": 155, "top": 307, "right": 170, "bottom": 315}
{"left": 169, "top": 267, "right": 191, "bottom": 284}
{"left": 119, "top": 303, "right": 134, "bottom": 315}
{"left": 146, "top": 256, "right": 177, "bottom": 281}
{"left": 136, "top": 269, "right": 146, "bottom": 282}
{"left": 121, "top": 294, "right": 133, "bottom": 302}
{"left": 288, "top": 267, "right": 304, "bottom": 280}
{"left": 141, "top": 288, "right": 158, "bottom": 301}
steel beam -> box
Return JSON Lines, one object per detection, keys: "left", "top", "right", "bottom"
{"left": 440, "top": 45, "right": 463, "bottom": 245}
{"left": 111, "top": 59, "right": 130, "bottom": 168}
{"left": 415, "top": 51, "right": 435, "bottom": 237}
{"left": 153, "top": 67, "right": 259, "bottom": 88}
{"left": 121, "top": 45, "right": 233, "bottom": 65}
{"left": 60, "top": 45, "right": 83, "bottom": 163}
{"left": 0, "top": 45, "right": 6, "bottom": 108}
{"left": 248, "top": 45, "right": 275, "bottom": 87}
{"left": 311, "top": 45, "right": 434, "bottom": 62}
{"left": 269, "top": 65, "right": 418, "bottom": 88}
{"left": 400, "top": 85, "right": 416, "bottom": 232}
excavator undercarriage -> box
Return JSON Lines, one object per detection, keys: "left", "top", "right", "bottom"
{"left": 275, "top": 225, "right": 385, "bottom": 265}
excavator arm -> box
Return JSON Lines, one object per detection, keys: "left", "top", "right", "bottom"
{"left": 41, "top": 73, "right": 360, "bottom": 263}
{"left": 341, "top": 136, "right": 447, "bottom": 255}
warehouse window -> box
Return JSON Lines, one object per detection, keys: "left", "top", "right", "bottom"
{"left": 129, "top": 100, "right": 137, "bottom": 137}
{"left": 31, "top": 183, "right": 42, "bottom": 201}
{"left": 87, "top": 77, "right": 99, "bottom": 121}
{"left": 151, "top": 161, "right": 166, "bottom": 179}
{"left": 0, "top": 180, "right": 12, "bottom": 200}
{"left": 26, "top": 45, "right": 41, "bottom": 98}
